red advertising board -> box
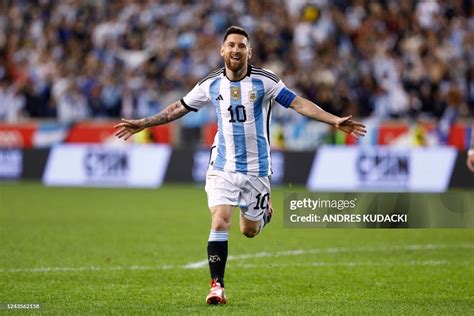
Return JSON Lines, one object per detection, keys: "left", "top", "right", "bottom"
{"left": 0, "top": 120, "right": 469, "bottom": 149}
{"left": 0, "top": 123, "right": 37, "bottom": 148}
{"left": 65, "top": 121, "right": 172, "bottom": 144}
{"left": 202, "top": 122, "right": 218, "bottom": 147}
{"left": 65, "top": 122, "right": 117, "bottom": 143}
{"left": 448, "top": 123, "right": 466, "bottom": 150}
{"left": 377, "top": 123, "right": 409, "bottom": 145}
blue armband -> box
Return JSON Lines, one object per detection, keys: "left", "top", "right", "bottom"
{"left": 275, "top": 87, "right": 297, "bottom": 108}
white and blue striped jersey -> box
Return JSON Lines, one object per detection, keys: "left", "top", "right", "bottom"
{"left": 181, "top": 64, "right": 297, "bottom": 177}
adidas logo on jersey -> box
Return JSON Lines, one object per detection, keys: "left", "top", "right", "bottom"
{"left": 215, "top": 94, "right": 224, "bottom": 101}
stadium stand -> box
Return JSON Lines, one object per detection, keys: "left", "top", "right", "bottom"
{"left": 0, "top": 0, "right": 472, "bottom": 149}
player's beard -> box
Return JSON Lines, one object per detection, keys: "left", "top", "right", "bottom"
{"left": 224, "top": 54, "right": 246, "bottom": 73}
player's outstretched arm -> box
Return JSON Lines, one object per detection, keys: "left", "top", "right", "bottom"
{"left": 290, "top": 96, "right": 367, "bottom": 138}
{"left": 114, "top": 100, "right": 190, "bottom": 140}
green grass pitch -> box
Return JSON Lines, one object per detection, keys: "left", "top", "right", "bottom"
{"left": 1, "top": 182, "right": 473, "bottom": 314}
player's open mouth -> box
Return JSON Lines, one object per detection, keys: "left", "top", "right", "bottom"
{"left": 231, "top": 56, "right": 241, "bottom": 61}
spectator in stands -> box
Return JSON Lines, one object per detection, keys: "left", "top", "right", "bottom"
{"left": 56, "top": 81, "right": 89, "bottom": 123}
{"left": 0, "top": 77, "right": 25, "bottom": 122}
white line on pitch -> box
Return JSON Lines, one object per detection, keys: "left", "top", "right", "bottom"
{"left": 0, "top": 260, "right": 467, "bottom": 274}
{"left": 230, "top": 259, "right": 472, "bottom": 269}
{"left": 182, "top": 243, "right": 474, "bottom": 269}
{"left": 0, "top": 265, "right": 176, "bottom": 273}
{"left": 1, "top": 243, "right": 472, "bottom": 273}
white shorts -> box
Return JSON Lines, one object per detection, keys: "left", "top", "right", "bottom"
{"left": 205, "top": 168, "right": 271, "bottom": 222}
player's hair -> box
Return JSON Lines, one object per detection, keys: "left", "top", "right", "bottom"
{"left": 223, "top": 26, "right": 249, "bottom": 42}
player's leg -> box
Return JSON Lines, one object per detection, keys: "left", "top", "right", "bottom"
{"left": 239, "top": 175, "right": 272, "bottom": 238}
{"left": 239, "top": 201, "right": 273, "bottom": 237}
{"left": 206, "top": 204, "right": 232, "bottom": 305}
{"left": 239, "top": 212, "right": 260, "bottom": 238}
{"left": 204, "top": 169, "right": 239, "bottom": 304}
{"left": 208, "top": 204, "right": 232, "bottom": 288}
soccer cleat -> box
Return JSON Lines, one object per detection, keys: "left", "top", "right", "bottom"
{"left": 206, "top": 279, "right": 227, "bottom": 305}
{"left": 263, "top": 200, "right": 273, "bottom": 228}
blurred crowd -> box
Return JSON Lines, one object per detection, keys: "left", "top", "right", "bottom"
{"left": 0, "top": 0, "right": 473, "bottom": 125}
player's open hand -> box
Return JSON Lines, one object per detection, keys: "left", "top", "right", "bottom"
{"left": 334, "top": 115, "right": 367, "bottom": 138}
{"left": 467, "top": 151, "right": 474, "bottom": 172}
{"left": 114, "top": 118, "right": 146, "bottom": 140}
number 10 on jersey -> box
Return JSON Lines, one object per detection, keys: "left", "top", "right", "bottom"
{"left": 228, "top": 105, "right": 247, "bottom": 123}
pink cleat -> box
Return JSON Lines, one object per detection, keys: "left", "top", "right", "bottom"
{"left": 206, "top": 279, "right": 227, "bottom": 305}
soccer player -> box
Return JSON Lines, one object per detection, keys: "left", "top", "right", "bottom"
{"left": 114, "top": 26, "right": 367, "bottom": 305}
{"left": 467, "top": 124, "right": 474, "bottom": 172}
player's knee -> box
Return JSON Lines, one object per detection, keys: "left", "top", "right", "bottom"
{"left": 211, "top": 215, "right": 231, "bottom": 231}
{"left": 241, "top": 226, "right": 258, "bottom": 238}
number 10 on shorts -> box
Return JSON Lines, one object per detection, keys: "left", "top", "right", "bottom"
{"left": 254, "top": 193, "right": 269, "bottom": 210}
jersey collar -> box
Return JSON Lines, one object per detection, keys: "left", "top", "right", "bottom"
{"left": 223, "top": 64, "right": 252, "bottom": 82}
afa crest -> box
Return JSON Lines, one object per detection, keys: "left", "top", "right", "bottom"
{"left": 231, "top": 86, "right": 240, "bottom": 100}
{"left": 248, "top": 90, "right": 257, "bottom": 102}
